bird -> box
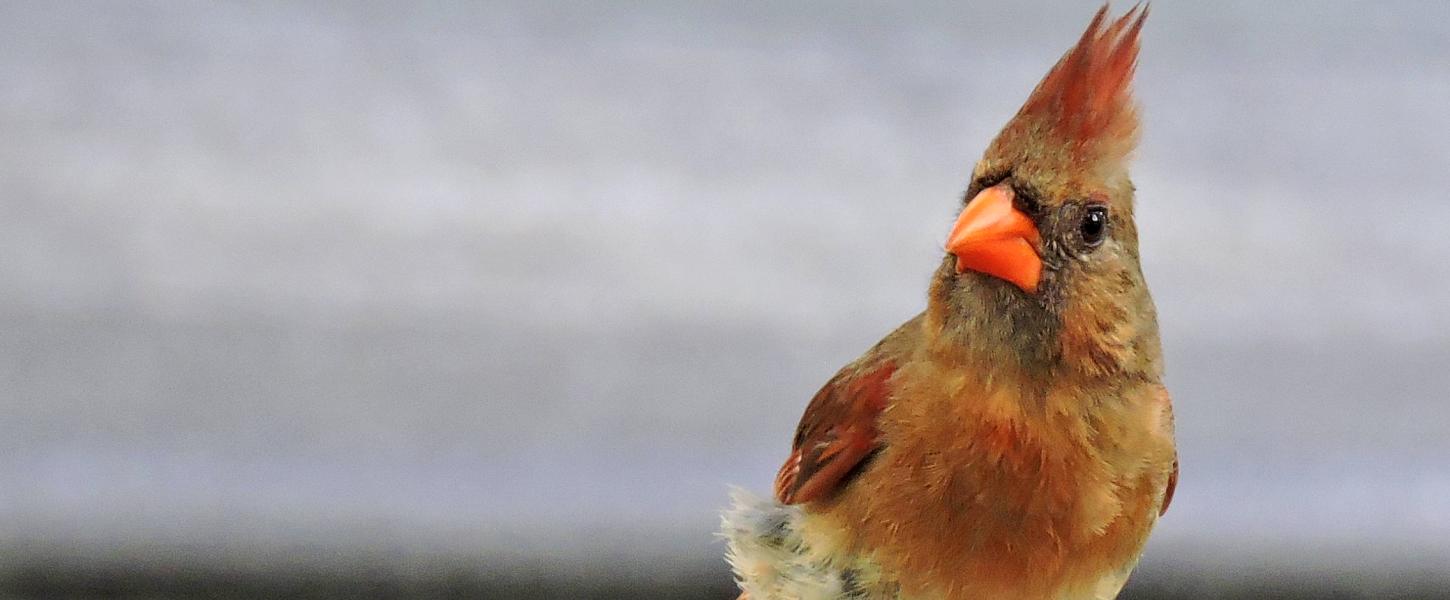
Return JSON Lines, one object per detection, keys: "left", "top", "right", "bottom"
{"left": 722, "top": 6, "right": 1178, "bottom": 600}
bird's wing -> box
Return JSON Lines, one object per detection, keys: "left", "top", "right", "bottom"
{"left": 1160, "top": 457, "right": 1178, "bottom": 516}
{"left": 773, "top": 358, "right": 897, "bottom": 504}
{"left": 1157, "top": 386, "right": 1178, "bottom": 516}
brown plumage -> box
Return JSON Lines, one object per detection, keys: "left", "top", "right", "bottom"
{"left": 726, "top": 6, "right": 1177, "bottom": 600}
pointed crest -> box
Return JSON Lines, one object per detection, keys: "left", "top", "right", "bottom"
{"left": 998, "top": 5, "right": 1147, "bottom": 170}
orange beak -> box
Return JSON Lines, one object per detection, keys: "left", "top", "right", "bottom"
{"left": 946, "top": 184, "right": 1042, "bottom": 294}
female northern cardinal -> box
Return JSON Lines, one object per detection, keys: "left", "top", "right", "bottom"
{"left": 723, "top": 6, "right": 1178, "bottom": 600}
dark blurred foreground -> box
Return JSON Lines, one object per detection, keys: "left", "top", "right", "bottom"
{"left": 3, "top": 554, "right": 1447, "bottom": 600}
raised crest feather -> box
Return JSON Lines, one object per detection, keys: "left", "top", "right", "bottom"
{"left": 1001, "top": 4, "right": 1147, "bottom": 170}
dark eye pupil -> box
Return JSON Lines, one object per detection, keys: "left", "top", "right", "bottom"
{"left": 1080, "top": 207, "right": 1108, "bottom": 246}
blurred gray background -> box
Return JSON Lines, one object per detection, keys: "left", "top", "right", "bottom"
{"left": 2, "top": 1, "right": 1448, "bottom": 598}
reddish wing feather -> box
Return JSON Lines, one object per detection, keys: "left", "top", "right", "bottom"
{"left": 1155, "top": 385, "right": 1178, "bottom": 516}
{"left": 1160, "top": 457, "right": 1178, "bottom": 516}
{"left": 774, "top": 360, "right": 896, "bottom": 504}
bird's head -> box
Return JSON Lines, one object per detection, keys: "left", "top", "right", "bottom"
{"left": 928, "top": 5, "right": 1161, "bottom": 377}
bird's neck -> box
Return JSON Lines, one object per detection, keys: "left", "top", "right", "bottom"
{"left": 923, "top": 273, "right": 1161, "bottom": 386}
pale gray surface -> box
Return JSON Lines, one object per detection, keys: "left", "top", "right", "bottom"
{"left": 2, "top": 0, "right": 1448, "bottom": 583}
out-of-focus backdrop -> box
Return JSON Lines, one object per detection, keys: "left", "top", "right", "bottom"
{"left": 2, "top": 1, "right": 1448, "bottom": 598}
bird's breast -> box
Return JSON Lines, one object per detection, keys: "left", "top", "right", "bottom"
{"left": 804, "top": 363, "right": 1174, "bottom": 599}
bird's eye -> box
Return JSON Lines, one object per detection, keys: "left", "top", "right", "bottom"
{"left": 1079, "top": 205, "right": 1109, "bottom": 247}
